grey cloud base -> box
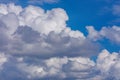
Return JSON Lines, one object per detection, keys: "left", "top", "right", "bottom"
{"left": 1, "top": 50, "right": 120, "bottom": 80}
{"left": 0, "top": 3, "right": 120, "bottom": 80}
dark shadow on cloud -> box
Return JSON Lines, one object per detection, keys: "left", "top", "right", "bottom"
{"left": 15, "top": 26, "right": 40, "bottom": 43}
{"left": 0, "top": 21, "right": 9, "bottom": 52}
{"left": 11, "top": 26, "right": 101, "bottom": 58}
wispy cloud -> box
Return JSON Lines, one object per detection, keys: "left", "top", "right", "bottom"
{"left": 28, "top": 0, "right": 59, "bottom": 5}
{"left": 0, "top": 0, "right": 59, "bottom": 5}
{"left": 98, "top": 0, "right": 120, "bottom": 24}
{"left": 0, "top": 0, "right": 18, "bottom": 4}
{"left": 112, "top": 5, "right": 120, "bottom": 16}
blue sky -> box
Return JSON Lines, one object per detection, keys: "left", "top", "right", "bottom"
{"left": 0, "top": 0, "right": 120, "bottom": 80}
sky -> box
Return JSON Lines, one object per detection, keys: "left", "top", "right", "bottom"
{"left": 0, "top": 0, "right": 120, "bottom": 80}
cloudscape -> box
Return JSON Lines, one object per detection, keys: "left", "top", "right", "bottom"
{"left": 0, "top": 0, "right": 120, "bottom": 80}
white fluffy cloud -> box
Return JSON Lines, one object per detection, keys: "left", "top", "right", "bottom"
{"left": 0, "top": 3, "right": 120, "bottom": 80}
{"left": 0, "top": 3, "right": 100, "bottom": 58}
{"left": 0, "top": 50, "right": 120, "bottom": 80}
{"left": 87, "top": 26, "right": 120, "bottom": 44}
{"left": 96, "top": 49, "right": 120, "bottom": 80}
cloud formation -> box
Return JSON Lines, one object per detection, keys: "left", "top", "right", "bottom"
{"left": 0, "top": 3, "right": 120, "bottom": 80}
{"left": 0, "top": 3, "right": 100, "bottom": 58}
{"left": 0, "top": 50, "right": 120, "bottom": 80}
{"left": 87, "top": 26, "right": 120, "bottom": 44}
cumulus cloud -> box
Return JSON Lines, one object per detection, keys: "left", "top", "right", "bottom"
{"left": 86, "top": 26, "right": 120, "bottom": 44}
{"left": 0, "top": 3, "right": 120, "bottom": 80}
{"left": 0, "top": 3, "right": 100, "bottom": 58}
{"left": 0, "top": 50, "right": 120, "bottom": 80}
{"left": 96, "top": 49, "right": 120, "bottom": 80}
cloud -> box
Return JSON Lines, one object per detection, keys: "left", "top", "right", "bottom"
{"left": 96, "top": 49, "right": 120, "bottom": 80}
{"left": 0, "top": 50, "right": 120, "bottom": 80}
{"left": 0, "top": 0, "right": 59, "bottom": 5}
{"left": 0, "top": 53, "right": 7, "bottom": 70}
{"left": 28, "top": 0, "right": 59, "bottom": 5}
{"left": 0, "top": 3, "right": 120, "bottom": 80}
{"left": 0, "top": 52, "right": 98, "bottom": 79}
{"left": 86, "top": 26, "right": 120, "bottom": 44}
{"left": 109, "top": 3, "right": 120, "bottom": 23}
{"left": 112, "top": 5, "right": 120, "bottom": 16}
{"left": 0, "top": 0, "right": 18, "bottom": 4}
{"left": 98, "top": 0, "right": 120, "bottom": 24}
{"left": 0, "top": 3, "right": 100, "bottom": 58}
